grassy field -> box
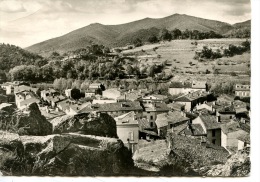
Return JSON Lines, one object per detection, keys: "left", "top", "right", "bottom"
{"left": 121, "top": 38, "right": 250, "bottom": 83}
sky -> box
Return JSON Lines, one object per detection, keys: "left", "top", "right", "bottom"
{"left": 0, "top": 0, "right": 251, "bottom": 48}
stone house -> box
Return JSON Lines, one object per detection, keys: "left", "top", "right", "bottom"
{"left": 235, "top": 84, "right": 250, "bottom": 97}
{"left": 168, "top": 81, "right": 207, "bottom": 95}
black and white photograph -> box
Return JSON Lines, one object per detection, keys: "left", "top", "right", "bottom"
{"left": 0, "top": 0, "right": 258, "bottom": 179}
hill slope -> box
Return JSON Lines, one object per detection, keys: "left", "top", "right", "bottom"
{"left": 26, "top": 14, "right": 247, "bottom": 56}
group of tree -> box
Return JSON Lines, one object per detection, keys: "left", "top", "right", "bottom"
{"left": 145, "top": 28, "right": 223, "bottom": 43}
{"left": 194, "top": 40, "right": 250, "bottom": 60}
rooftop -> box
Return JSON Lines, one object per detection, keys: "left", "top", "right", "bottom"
{"left": 199, "top": 114, "right": 221, "bottom": 130}
{"left": 114, "top": 111, "right": 138, "bottom": 125}
{"left": 155, "top": 111, "right": 189, "bottom": 128}
{"left": 143, "top": 102, "right": 170, "bottom": 112}
{"left": 174, "top": 90, "right": 210, "bottom": 102}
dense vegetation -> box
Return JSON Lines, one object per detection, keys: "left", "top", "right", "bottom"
{"left": 0, "top": 44, "right": 47, "bottom": 71}
{"left": 194, "top": 40, "right": 250, "bottom": 61}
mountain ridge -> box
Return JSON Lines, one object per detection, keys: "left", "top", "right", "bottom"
{"left": 26, "top": 14, "right": 250, "bottom": 56}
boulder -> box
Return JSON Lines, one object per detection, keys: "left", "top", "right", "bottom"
{"left": 1, "top": 103, "right": 53, "bottom": 136}
{"left": 206, "top": 147, "right": 250, "bottom": 177}
{"left": 0, "top": 132, "right": 134, "bottom": 176}
{"left": 52, "top": 112, "right": 117, "bottom": 138}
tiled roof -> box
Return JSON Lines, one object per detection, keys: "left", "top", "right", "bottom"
{"left": 174, "top": 90, "right": 210, "bottom": 102}
{"left": 217, "top": 105, "right": 236, "bottom": 113}
{"left": 79, "top": 101, "right": 143, "bottom": 113}
{"left": 199, "top": 114, "right": 221, "bottom": 130}
{"left": 142, "top": 94, "right": 168, "bottom": 100}
{"left": 220, "top": 121, "right": 241, "bottom": 134}
{"left": 191, "top": 81, "right": 207, "bottom": 89}
{"left": 184, "top": 124, "right": 206, "bottom": 136}
{"left": 138, "top": 118, "right": 151, "bottom": 130}
{"left": 155, "top": 111, "right": 189, "bottom": 128}
{"left": 167, "top": 102, "right": 185, "bottom": 111}
{"left": 143, "top": 102, "right": 170, "bottom": 112}
{"left": 46, "top": 95, "right": 66, "bottom": 103}
{"left": 117, "top": 91, "right": 142, "bottom": 101}
{"left": 20, "top": 97, "right": 40, "bottom": 106}
{"left": 14, "top": 85, "right": 38, "bottom": 93}
{"left": 114, "top": 111, "right": 138, "bottom": 125}
{"left": 237, "top": 132, "right": 250, "bottom": 143}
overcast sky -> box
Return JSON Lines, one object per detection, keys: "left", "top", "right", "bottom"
{"left": 0, "top": 0, "right": 251, "bottom": 48}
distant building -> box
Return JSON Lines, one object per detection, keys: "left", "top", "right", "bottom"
{"left": 142, "top": 102, "right": 170, "bottom": 129}
{"left": 174, "top": 90, "right": 212, "bottom": 111}
{"left": 235, "top": 84, "right": 250, "bottom": 97}
{"left": 15, "top": 91, "right": 40, "bottom": 109}
{"left": 221, "top": 121, "right": 249, "bottom": 153}
{"left": 40, "top": 89, "right": 59, "bottom": 101}
{"left": 168, "top": 81, "right": 207, "bottom": 95}
{"left": 102, "top": 88, "right": 121, "bottom": 100}
{"left": 65, "top": 89, "right": 72, "bottom": 98}
{"left": 141, "top": 94, "right": 169, "bottom": 104}
{"left": 192, "top": 114, "right": 221, "bottom": 146}
{"left": 117, "top": 90, "right": 143, "bottom": 102}
{"left": 85, "top": 88, "right": 102, "bottom": 98}
{"left": 155, "top": 111, "right": 190, "bottom": 137}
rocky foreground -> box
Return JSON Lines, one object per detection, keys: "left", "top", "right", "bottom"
{"left": 0, "top": 103, "right": 251, "bottom": 176}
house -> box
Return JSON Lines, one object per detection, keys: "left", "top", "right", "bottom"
{"left": 40, "top": 89, "right": 59, "bottom": 101}
{"left": 174, "top": 90, "right": 212, "bottom": 111}
{"left": 102, "top": 88, "right": 121, "bottom": 100}
{"left": 117, "top": 90, "right": 143, "bottom": 102}
{"left": 216, "top": 104, "right": 236, "bottom": 123}
{"left": 141, "top": 94, "right": 169, "bottom": 104}
{"left": 155, "top": 111, "right": 190, "bottom": 137}
{"left": 14, "top": 85, "right": 39, "bottom": 94}
{"left": 192, "top": 114, "right": 221, "bottom": 146}
{"left": 15, "top": 91, "right": 39, "bottom": 109}
{"left": 18, "top": 97, "right": 40, "bottom": 110}
{"left": 195, "top": 101, "right": 216, "bottom": 113}
{"left": 89, "top": 83, "right": 103, "bottom": 89}
{"left": 85, "top": 88, "right": 102, "bottom": 97}
{"left": 1, "top": 82, "right": 14, "bottom": 95}
{"left": 142, "top": 102, "right": 170, "bottom": 129}
{"left": 45, "top": 95, "right": 66, "bottom": 108}
{"left": 237, "top": 132, "right": 250, "bottom": 150}
{"left": 235, "top": 84, "right": 250, "bottom": 97}
{"left": 221, "top": 121, "right": 249, "bottom": 153}
{"left": 167, "top": 102, "right": 185, "bottom": 111}
{"left": 114, "top": 111, "right": 139, "bottom": 153}
{"left": 65, "top": 89, "right": 72, "bottom": 98}
{"left": 168, "top": 81, "right": 207, "bottom": 95}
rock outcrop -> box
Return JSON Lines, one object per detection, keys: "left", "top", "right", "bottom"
{"left": 51, "top": 112, "right": 117, "bottom": 138}
{"left": 0, "top": 132, "right": 133, "bottom": 176}
{"left": 11, "top": 103, "right": 52, "bottom": 135}
{"left": 0, "top": 103, "right": 52, "bottom": 136}
{"left": 206, "top": 147, "right": 250, "bottom": 177}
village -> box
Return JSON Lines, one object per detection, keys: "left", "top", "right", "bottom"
{"left": 0, "top": 79, "right": 250, "bottom": 158}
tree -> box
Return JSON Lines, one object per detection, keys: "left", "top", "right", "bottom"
{"left": 133, "top": 38, "right": 143, "bottom": 47}
{"left": 159, "top": 29, "right": 172, "bottom": 41}
{"left": 71, "top": 88, "right": 81, "bottom": 100}
{"left": 148, "top": 35, "right": 159, "bottom": 43}
{"left": 171, "top": 28, "right": 182, "bottom": 39}
{"left": 53, "top": 78, "right": 62, "bottom": 91}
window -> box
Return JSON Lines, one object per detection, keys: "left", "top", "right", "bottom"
{"left": 212, "top": 139, "right": 216, "bottom": 144}
{"left": 150, "top": 122, "right": 153, "bottom": 128}
{"left": 212, "top": 130, "right": 216, "bottom": 137}
{"left": 150, "top": 116, "right": 153, "bottom": 120}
